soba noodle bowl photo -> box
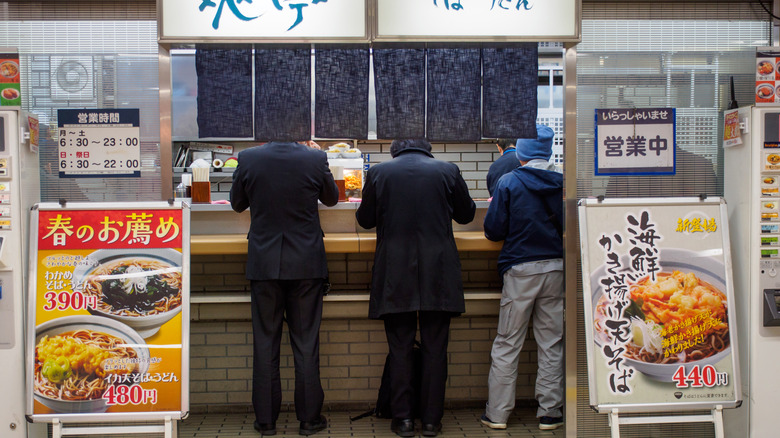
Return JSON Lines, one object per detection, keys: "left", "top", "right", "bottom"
{"left": 595, "top": 270, "right": 729, "bottom": 365}
{"left": 82, "top": 257, "right": 182, "bottom": 317}
{"left": 34, "top": 329, "right": 138, "bottom": 402}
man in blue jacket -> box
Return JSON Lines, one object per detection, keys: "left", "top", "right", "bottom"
{"left": 486, "top": 138, "right": 518, "bottom": 197}
{"left": 479, "top": 124, "right": 564, "bottom": 431}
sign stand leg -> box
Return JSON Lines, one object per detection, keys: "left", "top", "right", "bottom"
{"left": 713, "top": 405, "right": 724, "bottom": 438}
{"left": 609, "top": 408, "right": 621, "bottom": 438}
{"left": 47, "top": 418, "right": 177, "bottom": 437}
{"left": 608, "top": 405, "right": 725, "bottom": 438}
{"left": 52, "top": 418, "right": 62, "bottom": 438}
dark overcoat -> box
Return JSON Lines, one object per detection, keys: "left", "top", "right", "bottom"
{"left": 230, "top": 141, "right": 339, "bottom": 280}
{"left": 356, "top": 147, "right": 476, "bottom": 319}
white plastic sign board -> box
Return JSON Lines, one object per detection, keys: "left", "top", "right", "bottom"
{"left": 578, "top": 197, "right": 741, "bottom": 413}
{"left": 159, "top": 0, "right": 368, "bottom": 42}
{"left": 376, "top": 0, "right": 579, "bottom": 41}
{"left": 595, "top": 108, "right": 676, "bottom": 176}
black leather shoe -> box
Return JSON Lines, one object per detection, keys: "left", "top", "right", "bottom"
{"left": 422, "top": 423, "right": 442, "bottom": 437}
{"left": 390, "top": 418, "right": 415, "bottom": 437}
{"left": 299, "top": 415, "right": 327, "bottom": 436}
{"left": 253, "top": 421, "right": 276, "bottom": 436}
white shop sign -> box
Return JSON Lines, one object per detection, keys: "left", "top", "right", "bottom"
{"left": 57, "top": 109, "right": 141, "bottom": 178}
{"left": 375, "top": 0, "right": 579, "bottom": 41}
{"left": 159, "top": 0, "right": 368, "bottom": 42}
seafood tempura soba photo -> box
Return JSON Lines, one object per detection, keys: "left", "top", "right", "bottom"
{"left": 596, "top": 270, "right": 729, "bottom": 364}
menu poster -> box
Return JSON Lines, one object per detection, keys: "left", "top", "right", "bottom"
{"left": 722, "top": 109, "right": 742, "bottom": 148}
{"left": 0, "top": 52, "right": 20, "bottom": 106}
{"left": 578, "top": 197, "right": 741, "bottom": 412}
{"left": 756, "top": 47, "right": 780, "bottom": 106}
{"left": 26, "top": 202, "right": 190, "bottom": 422}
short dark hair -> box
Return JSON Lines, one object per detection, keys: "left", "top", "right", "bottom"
{"left": 496, "top": 139, "right": 515, "bottom": 150}
{"left": 390, "top": 139, "right": 433, "bottom": 157}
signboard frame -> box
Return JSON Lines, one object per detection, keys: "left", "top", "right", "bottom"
{"left": 373, "top": 0, "right": 581, "bottom": 42}
{"left": 25, "top": 201, "right": 190, "bottom": 423}
{"left": 158, "top": 0, "right": 371, "bottom": 44}
{"left": 578, "top": 197, "right": 741, "bottom": 413}
{"left": 157, "top": 0, "right": 581, "bottom": 43}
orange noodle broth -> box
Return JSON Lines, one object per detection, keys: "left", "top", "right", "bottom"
{"left": 595, "top": 270, "right": 729, "bottom": 364}
{"left": 82, "top": 257, "right": 182, "bottom": 317}
{"left": 34, "top": 329, "right": 137, "bottom": 401}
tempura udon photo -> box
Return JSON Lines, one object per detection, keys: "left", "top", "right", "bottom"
{"left": 595, "top": 270, "right": 729, "bottom": 365}
{"left": 34, "top": 329, "right": 138, "bottom": 402}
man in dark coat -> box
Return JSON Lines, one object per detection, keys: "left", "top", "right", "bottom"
{"left": 230, "top": 140, "right": 339, "bottom": 437}
{"left": 356, "top": 139, "right": 476, "bottom": 438}
{"left": 486, "top": 139, "right": 518, "bottom": 197}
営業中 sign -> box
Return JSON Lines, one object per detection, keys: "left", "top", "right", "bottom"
{"left": 595, "top": 108, "right": 676, "bottom": 176}
{"left": 57, "top": 109, "right": 141, "bottom": 178}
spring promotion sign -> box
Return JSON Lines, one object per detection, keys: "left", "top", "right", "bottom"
{"left": 26, "top": 202, "right": 190, "bottom": 421}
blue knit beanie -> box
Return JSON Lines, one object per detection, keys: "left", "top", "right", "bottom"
{"left": 516, "top": 124, "right": 554, "bottom": 162}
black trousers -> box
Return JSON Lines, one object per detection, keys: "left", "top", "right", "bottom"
{"left": 250, "top": 279, "right": 325, "bottom": 424}
{"left": 383, "top": 311, "right": 452, "bottom": 425}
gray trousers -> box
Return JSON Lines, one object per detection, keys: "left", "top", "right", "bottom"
{"left": 486, "top": 261, "right": 564, "bottom": 422}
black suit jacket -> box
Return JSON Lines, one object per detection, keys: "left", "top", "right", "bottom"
{"left": 230, "top": 142, "right": 339, "bottom": 280}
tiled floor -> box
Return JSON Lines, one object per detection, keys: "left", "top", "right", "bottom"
{"left": 179, "top": 408, "right": 565, "bottom": 437}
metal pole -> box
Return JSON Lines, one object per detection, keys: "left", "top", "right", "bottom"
{"left": 563, "top": 41, "right": 579, "bottom": 438}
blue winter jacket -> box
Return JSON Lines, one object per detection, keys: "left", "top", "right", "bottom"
{"left": 483, "top": 160, "right": 563, "bottom": 275}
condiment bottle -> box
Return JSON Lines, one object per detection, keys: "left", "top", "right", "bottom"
{"left": 332, "top": 165, "right": 346, "bottom": 202}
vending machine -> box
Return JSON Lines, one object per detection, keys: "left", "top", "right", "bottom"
{"left": 723, "top": 105, "right": 780, "bottom": 437}
{"left": 0, "top": 109, "right": 41, "bottom": 437}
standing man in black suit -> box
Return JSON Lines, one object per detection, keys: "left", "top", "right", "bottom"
{"left": 230, "top": 140, "right": 339, "bottom": 436}
{"left": 356, "top": 139, "right": 476, "bottom": 438}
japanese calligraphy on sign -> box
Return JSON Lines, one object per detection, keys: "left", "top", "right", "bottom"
{"left": 595, "top": 108, "right": 676, "bottom": 176}
{"left": 578, "top": 198, "right": 741, "bottom": 412}
{"left": 160, "top": 0, "right": 367, "bottom": 41}
{"left": 27, "top": 202, "right": 190, "bottom": 421}
{"left": 57, "top": 109, "right": 141, "bottom": 178}
{"left": 376, "top": 0, "right": 577, "bottom": 40}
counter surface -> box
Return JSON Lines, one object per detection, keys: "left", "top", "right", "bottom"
{"left": 189, "top": 200, "right": 500, "bottom": 253}
{"left": 191, "top": 230, "right": 502, "bottom": 254}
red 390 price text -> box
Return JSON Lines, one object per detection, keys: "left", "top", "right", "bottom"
{"left": 103, "top": 385, "right": 158, "bottom": 406}
{"left": 42, "top": 290, "right": 98, "bottom": 312}
{"left": 673, "top": 365, "right": 728, "bottom": 388}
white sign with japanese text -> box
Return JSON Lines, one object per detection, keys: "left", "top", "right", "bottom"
{"left": 57, "top": 109, "right": 141, "bottom": 178}
{"left": 595, "top": 108, "right": 676, "bottom": 176}
{"left": 578, "top": 197, "right": 741, "bottom": 413}
{"left": 159, "top": 0, "right": 367, "bottom": 41}
{"left": 376, "top": 0, "right": 578, "bottom": 40}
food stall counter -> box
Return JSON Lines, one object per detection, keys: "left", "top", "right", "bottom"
{"left": 191, "top": 231, "right": 501, "bottom": 255}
